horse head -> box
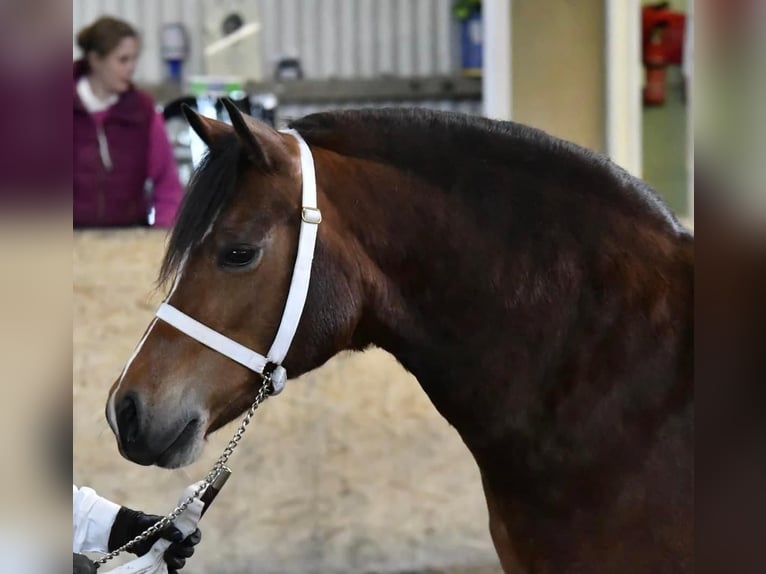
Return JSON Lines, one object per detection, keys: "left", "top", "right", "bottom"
{"left": 106, "top": 102, "right": 361, "bottom": 467}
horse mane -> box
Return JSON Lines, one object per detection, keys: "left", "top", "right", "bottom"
{"left": 161, "top": 108, "right": 683, "bottom": 286}
{"left": 290, "top": 108, "right": 679, "bottom": 228}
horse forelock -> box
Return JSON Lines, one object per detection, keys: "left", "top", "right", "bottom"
{"left": 159, "top": 134, "right": 243, "bottom": 288}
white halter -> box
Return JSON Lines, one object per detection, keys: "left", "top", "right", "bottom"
{"left": 155, "top": 129, "right": 321, "bottom": 394}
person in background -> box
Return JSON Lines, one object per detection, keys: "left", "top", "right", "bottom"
{"left": 74, "top": 16, "right": 183, "bottom": 228}
{"left": 73, "top": 485, "right": 201, "bottom": 573}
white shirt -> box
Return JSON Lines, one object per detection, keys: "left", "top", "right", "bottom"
{"left": 76, "top": 76, "right": 119, "bottom": 113}
{"left": 72, "top": 485, "right": 121, "bottom": 554}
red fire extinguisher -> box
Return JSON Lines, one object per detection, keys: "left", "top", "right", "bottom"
{"left": 643, "top": 23, "right": 668, "bottom": 106}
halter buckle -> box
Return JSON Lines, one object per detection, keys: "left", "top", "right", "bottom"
{"left": 301, "top": 207, "right": 322, "bottom": 224}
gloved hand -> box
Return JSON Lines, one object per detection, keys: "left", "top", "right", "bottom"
{"left": 108, "top": 507, "right": 202, "bottom": 572}
{"left": 73, "top": 553, "right": 98, "bottom": 574}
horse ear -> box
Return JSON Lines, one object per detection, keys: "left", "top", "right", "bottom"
{"left": 220, "top": 98, "right": 287, "bottom": 172}
{"left": 181, "top": 104, "right": 232, "bottom": 147}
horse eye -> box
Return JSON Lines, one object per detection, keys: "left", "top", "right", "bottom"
{"left": 218, "top": 246, "right": 259, "bottom": 268}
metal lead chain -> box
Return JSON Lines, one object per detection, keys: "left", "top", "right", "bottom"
{"left": 94, "top": 377, "right": 273, "bottom": 568}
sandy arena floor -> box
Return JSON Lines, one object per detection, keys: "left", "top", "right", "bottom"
{"left": 73, "top": 229, "right": 502, "bottom": 573}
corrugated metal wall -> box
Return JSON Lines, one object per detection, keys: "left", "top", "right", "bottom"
{"left": 73, "top": 0, "right": 460, "bottom": 84}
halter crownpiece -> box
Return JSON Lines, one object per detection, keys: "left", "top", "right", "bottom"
{"left": 155, "top": 128, "right": 320, "bottom": 395}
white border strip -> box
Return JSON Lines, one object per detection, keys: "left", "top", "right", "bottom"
{"left": 605, "top": 0, "right": 642, "bottom": 177}
{"left": 482, "top": 0, "right": 513, "bottom": 121}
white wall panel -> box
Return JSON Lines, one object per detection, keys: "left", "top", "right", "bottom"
{"left": 100, "top": 0, "right": 120, "bottom": 16}
{"left": 357, "top": 0, "right": 376, "bottom": 77}
{"left": 415, "top": 0, "right": 435, "bottom": 76}
{"left": 396, "top": 0, "right": 415, "bottom": 76}
{"left": 259, "top": 0, "right": 280, "bottom": 75}
{"left": 77, "top": 0, "right": 101, "bottom": 43}
{"left": 299, "top": 0, "right": 321, "bottom": 78}
{"left": 280, "top": 0, "right": 302, "bottom": 63}
{"left": 74, "top": 0, "right": 462, "bottom": 83}
{"left": 319, "top": 0, "right": 339, "bottom": 78}
{"left": 139, "top": 0, "right": 161, "bottom": 83}
{"left": 435, "top": 0, "right": 455, "bottom": 75}
{"left": 338, "top": 0, "right": 357, "bottom": 78}
{"left": 182, "top": 0, "right": 205, "bottom": 85}
{"left": 376, "top": 0, "right": 396, "bottom": 75}
{"left": 119, "top": 0, "right": 140, "bottom": 32}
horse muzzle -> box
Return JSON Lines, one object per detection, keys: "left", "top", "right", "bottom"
{"left": 108, "top": 390, "right": 206, "bottom": 468}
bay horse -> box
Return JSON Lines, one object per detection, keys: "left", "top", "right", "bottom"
{"left": 106, "top": 101, "right": 693, "bottom": 573}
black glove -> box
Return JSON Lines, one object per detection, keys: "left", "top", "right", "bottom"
{"left": 108, "top": 506, "right": 202, "bottom": 572}
{"left": 73, "top": 553, "right": 98, "bottom": 574}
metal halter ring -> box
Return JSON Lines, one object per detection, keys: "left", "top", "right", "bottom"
{"left": 263, "top": 363, "right": 287, "bottom": 395}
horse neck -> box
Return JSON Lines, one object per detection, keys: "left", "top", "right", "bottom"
{"left": 317, "top": 149, "right": 524, "bottom": 442}
{"left": 317, "top": 148, "right": 693, "bottom": 453}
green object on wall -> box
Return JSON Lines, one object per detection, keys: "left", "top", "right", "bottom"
{"left": 452, "top": 0, "right": 482, "bottom": 21}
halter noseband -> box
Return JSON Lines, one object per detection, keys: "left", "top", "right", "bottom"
{"left": 155, "top": 129, "right": 320, "bottom": 394}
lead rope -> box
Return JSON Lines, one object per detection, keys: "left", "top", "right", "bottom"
{"left": 94, "top": 376, "right": 274, "bottom": 568}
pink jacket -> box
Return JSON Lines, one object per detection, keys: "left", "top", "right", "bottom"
{"left": 73, "top": 61, "right": 183, "bottom": 228}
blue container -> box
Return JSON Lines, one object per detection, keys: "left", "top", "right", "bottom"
{"left": 165, "top": 59, "right": 183, "bottom": 85}
{"left": 460, "top": 12, "right": 482, "bottom": 75}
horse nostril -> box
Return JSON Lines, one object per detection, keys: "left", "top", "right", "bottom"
{"left": 116, "top": 393, "right": 141, "bottom": 446}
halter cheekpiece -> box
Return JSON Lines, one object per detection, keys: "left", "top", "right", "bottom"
{"left": 155, "top": 129, "right": 320, "bottom": 394}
